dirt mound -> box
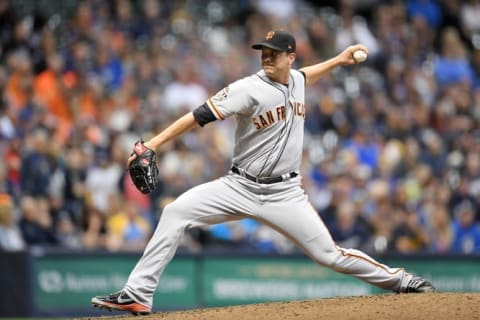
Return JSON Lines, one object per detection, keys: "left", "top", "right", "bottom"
{"left": 80, "top": 293, "right": 479, "bottom": 320}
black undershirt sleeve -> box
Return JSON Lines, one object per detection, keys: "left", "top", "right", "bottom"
{"left": 193, "top": 103, "right": 217, "bottom": 127}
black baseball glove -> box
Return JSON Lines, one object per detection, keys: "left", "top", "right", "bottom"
{"left": 129, "top": 140, "right": 160, "bottom": 194}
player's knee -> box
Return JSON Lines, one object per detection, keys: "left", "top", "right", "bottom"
{"left": 154, "top": 202, "right": 188, "bottom": 237}
{"left": 310, "top": 247, "right": 341, "bottom": 268}
{"left": 160, "top": 200, "right": 189, "bottom": 224}
{"left": 156, "top": 203, "right": 177, "bottom": 227}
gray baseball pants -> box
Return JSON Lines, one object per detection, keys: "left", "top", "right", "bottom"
{"left": 124, "top": 173, "right": 407, "bottom": 307}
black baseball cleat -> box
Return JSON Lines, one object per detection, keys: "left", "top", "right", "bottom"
{"left": 91, "top": 290, "right": 151, "bottom": 315}
{"left": 397, "top": 276, "right": 436, "bottom": 293}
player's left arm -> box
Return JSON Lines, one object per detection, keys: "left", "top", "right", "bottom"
{"left": 128, "top": 112, "right": 199, "bottom": 167}
{"left": 299, "top": 44, "right": 368, "bottom": 86}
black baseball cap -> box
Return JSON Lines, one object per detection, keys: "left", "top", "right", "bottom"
{"left": 252, "top": 30, "right": 296, "bottom": 53}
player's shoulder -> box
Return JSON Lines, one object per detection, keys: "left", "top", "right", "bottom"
{"left": 229, "top": 72, "right": 264, "bottom": 89}
{"left": 290, "top": 69, "right": 305, "bottom": 81}
{"left": 245, "top": 71, "right": 265, "bottom": 83}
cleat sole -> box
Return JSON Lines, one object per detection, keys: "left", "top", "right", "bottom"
{"left": 91, "top": 296, "right": 151, "bottom": 315}
{"left": 92, "top": 302, "right": 150, "bottom": 315}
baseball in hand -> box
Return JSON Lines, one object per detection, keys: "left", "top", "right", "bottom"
{"left": 353, "top": 50, "right": 367, "bottom": 63}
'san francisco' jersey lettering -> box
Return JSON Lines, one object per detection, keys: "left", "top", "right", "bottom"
{"left": 205, "top": 69, "right": 306, "bottom": 177}
{"left": 252, "top": 102, "right": 305, "bottom": 130}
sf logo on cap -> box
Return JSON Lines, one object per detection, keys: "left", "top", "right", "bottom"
{"left": 265, "top": 31, "right": 275, "bottom": 40}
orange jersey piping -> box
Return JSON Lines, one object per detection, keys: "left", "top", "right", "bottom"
{"left": 207, "top": 98, "right": 225, "bottom": 120}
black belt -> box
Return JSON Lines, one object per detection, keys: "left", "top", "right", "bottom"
{"left": 231, "top": 166, "right": 298, "bottom": 184}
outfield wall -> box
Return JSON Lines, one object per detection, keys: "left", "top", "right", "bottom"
{"left": 1, "top": 250, "right": 479, "bottom": 317}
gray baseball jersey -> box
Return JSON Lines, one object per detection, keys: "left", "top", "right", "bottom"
{"left": 121, "top": 68, "right": 413, "bottom": 308}
{"left": 206, "top": 69, "right": 305, "bottom": 177}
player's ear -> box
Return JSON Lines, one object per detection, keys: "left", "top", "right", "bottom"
{"left": 288, "top": 52, "right": 296, "bottom": 65}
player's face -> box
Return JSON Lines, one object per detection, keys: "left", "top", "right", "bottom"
{"left": 261, "top": 48, "right": 295, "bottom": 83}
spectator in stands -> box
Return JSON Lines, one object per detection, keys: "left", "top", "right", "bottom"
{"left": 335, "top": 0, "right": 380, "bottom": 57}
{"left": 406, "top": 0, "right": 442, "bottom": 29}
{"left": 106, "top": 200, "right": 152, "bottom": 252}
{"left": 205, "top": 219, "right": 259, "bottom": 251}
{"left": 85, "top": 147, "right": 123, "bottom": 216}
{"left": 163, "top": 68, "right": 208, "bottom": 115}
{"left": 0, "top": 96, "right": 15, "bottom": 141}
{"left": 113, "top": 0, "right": 137, "bottom": 37}
{"left": 255, "top": 0, "right": 297, "bottom": 23}
{"left": 343, "top": 126, "right": 380, "bottom": 171}
{"left": 0, "top": 163, "right": 8, "bottom": 200}
{"left": 49, "top": 146, "right": 88, "bottom": 226}
{"left": 3, "top": 136, "right": 21, "bottom": 200}
{"left": 306, "top": 15, "right": 337, "bottom": 61}
{"left": 93, "top": 42, "right": 124, "bottom": 92}
{"left": 329, "top": 200, "right": 370, "bottom": 250}
{"left": 450, "top": 200, "right": 480, "bottom": 253}
{"left": 205, "top": 217, "right": 294, "bottom": 253}
{"left": 450, "top": 176, "right": 479, "bottom": 222}
{"left": 460, "top": 0, "right": 480, "bottom": 38}
{"left": 364, "top": 179, "right": 396, "bottom": 254}
{"left": 134, "top": 0, "right": 166, "bottom": 40}
{"left": 20, "top": 129, "right": 53, "bottom": 198}
{"left": 390, "top": 207, "right": 429, "bottom": 254}
{"left": 433, "top": 27, "right": 474, "bottom": 88}
{"left": 33, "top": 52, "right": 72, "bottom": 143}
{"left": 418, "top": 130, "right": 447, "bottom": 178}
{"left": 472, "top": 50, "right": 480, "bottom": 89}
{"left": 18, "top": 196, "right": 57, "bottom": 246}
{"left": 82, "top": 206, "right": 108, "bottom": 250}
{"left": 0, "top": 193, "right": 25, "bottom": 251}
{"left": 5, "top": 50, "right": 33, "bottom": 111}
{"left": 55, "top": 210, "right": 83, "bottom": 249}
{"left": 463, "top": 150, "right": 480, "bottom": 205}
{"left": 425, "top": 204, "right": 453, "bottom": 253}
{"left": 0, "top": 1, "right": 16, "bottom": 62}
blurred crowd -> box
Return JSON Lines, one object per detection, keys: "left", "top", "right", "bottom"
{"left": 0, "top": 0, "right": 480, "bottom": 256}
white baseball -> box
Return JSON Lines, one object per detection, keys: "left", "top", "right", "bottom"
{"left": 353, "top": 50, "right": 367, "bottom": 63}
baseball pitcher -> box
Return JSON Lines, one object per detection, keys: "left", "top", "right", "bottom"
{"left": 92, "top": 30, "right": 434, "bottom": 315}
